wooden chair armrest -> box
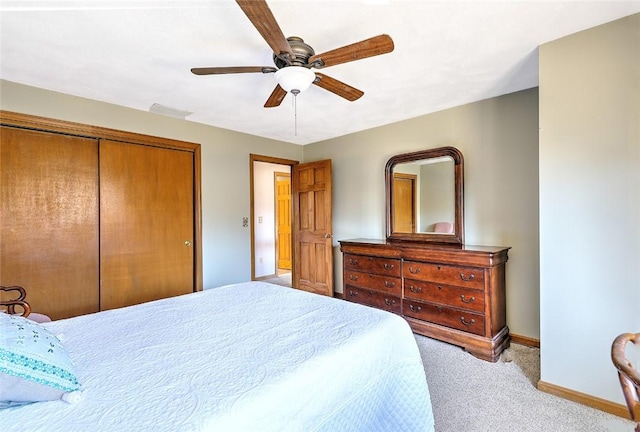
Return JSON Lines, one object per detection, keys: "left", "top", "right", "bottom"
{"left": 612, "top": 333, "right": 640, "bottom": 386}
{"left": 0, "top": 286, "right": 32, "bottom": 317}
{"left": 612, "top": 332, "right": 640, "bottom": 423}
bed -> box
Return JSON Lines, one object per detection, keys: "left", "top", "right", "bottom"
{"left": 0, "top": 281, "right": 434, "bottom": 431}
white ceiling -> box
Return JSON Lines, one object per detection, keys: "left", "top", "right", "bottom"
{"left": 1, "top": 1, "right": 639, "bottom": 145}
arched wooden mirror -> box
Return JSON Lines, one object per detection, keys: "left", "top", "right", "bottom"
{"left": 385, "top": 146, "right": 464, "bottom": 245}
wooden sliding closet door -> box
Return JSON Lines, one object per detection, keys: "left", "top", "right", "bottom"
{"left": 99, "top": 140, "right": 195, "bottom": 310}
{"left": 0, "top": 126, "right": 100, "bottom": 320}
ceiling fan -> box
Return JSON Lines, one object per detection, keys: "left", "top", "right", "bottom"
{"left": 191, "top": 0, "right": 394, "bottom": 108}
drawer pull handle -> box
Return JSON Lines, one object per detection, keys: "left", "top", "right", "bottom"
{"left": 409, "top": 266, "right": 421, "bottom": 274}
{"left": 349, "top": 258, "right": 359, "bottom": 265}
{"left": 384, "top": 281, "right": 396, "bottom": 288}
{"left": 460, "top": 273, "right": 475, "bottom": 282}
{"left": 384, "top": 298, "right": 396, "bottom": 306}
{"left": 348, "top": 290, "right": 358, "bottom": 297}
{"left": 409, "top": 304, "right": 422, "bottom": 313}
{"left": 349, "top": 274, "right": 359, "bottom": 281}
{"left": 383, "top": 263, "right": 395, "bottom": 271}
{"left": 409, "top": 285, "right": 422, "bottom": 293}
{"left": 460, "top": 317, "right": 476, "bottom": 326}
{"left": 460, "top": 295, "right": 475, "bottom": 303}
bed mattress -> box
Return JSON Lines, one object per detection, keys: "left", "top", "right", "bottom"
{"left": 0, "top": 281, "right": 434, "bottom": 431}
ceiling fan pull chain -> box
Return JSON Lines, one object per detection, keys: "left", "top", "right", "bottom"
{"left": 291, "top": 89, "right": 300, "bottom": 136}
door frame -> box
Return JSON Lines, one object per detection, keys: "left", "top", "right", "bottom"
{"left": 249, "top": 154, "right": 298, "bottom": 283}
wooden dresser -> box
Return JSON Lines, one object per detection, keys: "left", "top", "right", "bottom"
{"left": 340, "top": 238, "right": 510, "bottom": 362}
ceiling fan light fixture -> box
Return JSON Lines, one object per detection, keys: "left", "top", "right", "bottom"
{"left": 275, "top": 66, "right": 316, "bottom": 94}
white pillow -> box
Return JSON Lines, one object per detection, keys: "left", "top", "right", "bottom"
{"left": 0, "top": 313, "right": 81, "bottom": 408}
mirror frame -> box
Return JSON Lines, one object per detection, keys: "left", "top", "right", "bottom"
{"left": 385, "top": 146, "right": 464, "bottom": 245}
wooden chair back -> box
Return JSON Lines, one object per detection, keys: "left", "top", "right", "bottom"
{"left": 612, "top": 332, "right": 640, "bottom": 431}
{"left": 0, "top": 285, "right": 32, "bottom": 317}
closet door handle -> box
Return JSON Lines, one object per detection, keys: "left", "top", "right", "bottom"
{"left": 184, "top": 240, "right": 191, "bottom": 246}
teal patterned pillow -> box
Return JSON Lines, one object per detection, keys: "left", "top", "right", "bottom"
{"left": 0, "top": 313, "right": 81, "bottom": 408}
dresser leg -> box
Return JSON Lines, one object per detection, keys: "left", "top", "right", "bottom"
{"left": 465, "top": 327, "right": 511, "bottom": 362}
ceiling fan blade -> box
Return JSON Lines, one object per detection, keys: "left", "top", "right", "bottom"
{"left": 236, "top": 0, "right": 294, "bottom": 61}
{"left": 313, "top": 73, "right": 364, "bottom": 101}
{"left": 264, "top": 85, "right": 287, "bottom": 108}
{"left": 308, "top": 34, "right": 394, "bottom": 69}
{"left": 191, "top": 66, "right": 276, "bottom": 75}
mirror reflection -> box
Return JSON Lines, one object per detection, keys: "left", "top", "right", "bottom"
{"left": 392, "top": 156, "right": 455, "bottom": 234}
{"left": 385, "top": 146, "right": 464, "bottom": 245}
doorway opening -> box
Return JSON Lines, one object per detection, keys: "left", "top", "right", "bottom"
{"left": 250, "top": 154, "right": 298, "bottom": 288}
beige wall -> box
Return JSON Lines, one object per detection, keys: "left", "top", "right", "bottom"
{"left": 1, "top": 80, "right": 540, "bottom": 340}
{"left": 539, "top": 14, "right": 640, "bottom": 406}
{"left": 0, "top": 80, "right": 304, "bottom": 288}
{"left": 305, "top": 88, "right": 540, "bottom": 339}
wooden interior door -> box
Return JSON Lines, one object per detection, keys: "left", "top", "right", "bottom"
{"left": 0, "top": 126, "right": 100, "bottom": 320}
{"left": 292, "top": 159, "right": 333, "bottom": 296}
{"left": 393, "top": 173, "right": 416, "bottom": 233}
{"left": 99, "top": 139, "right": 195, "bottom": 310}
{"left": 275, "top": 173, "right": 292, "bottom": 271}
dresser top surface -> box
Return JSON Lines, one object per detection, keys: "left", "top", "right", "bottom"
{"left": 339, "top": 238, "right": 510, "bottom": 254}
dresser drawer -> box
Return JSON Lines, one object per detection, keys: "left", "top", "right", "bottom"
{"left": 344, "top": 254, "right": 401, "bottom": 277}
{"left": 404, "top": 279, "right": 485, "bottom": 313}
{"left": 344, "top": 270, "right": 401, "bottom": 296}
{"left": 404, "top": 300, "right": 485, "bottom": 336}
{"left": 403, "top": 261, "right": 484, "bottom": 290}
{"left": 340, "top": 239, "right": 510, "bottom": 362}
{"left": 344, "top": 286, "right": 402, "bottom": 315}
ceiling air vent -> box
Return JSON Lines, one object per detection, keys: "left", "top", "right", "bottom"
{"left": 149, "top": 103, "right": 192, "bottom": 120}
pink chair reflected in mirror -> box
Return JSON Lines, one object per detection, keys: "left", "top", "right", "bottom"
{"left": 433, "top": 222, "right": 453, "bottom": 234}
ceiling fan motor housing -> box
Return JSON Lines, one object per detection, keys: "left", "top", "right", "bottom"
{"left": 191, "top": 1, "right": 394, "bottom": 108}
{"left": 274, "top": 36, "right": 315, "bottom": 69}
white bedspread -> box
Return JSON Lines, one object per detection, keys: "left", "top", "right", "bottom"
{"left": 0, "top": 282, "right": 433, "bottom": 432}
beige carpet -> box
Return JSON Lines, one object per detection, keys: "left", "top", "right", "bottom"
{"left": 262, "top": 273, "right": 291, "bottom": 287}
{"left": 415, "top": 334, "right": 635, "bottom": 432}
